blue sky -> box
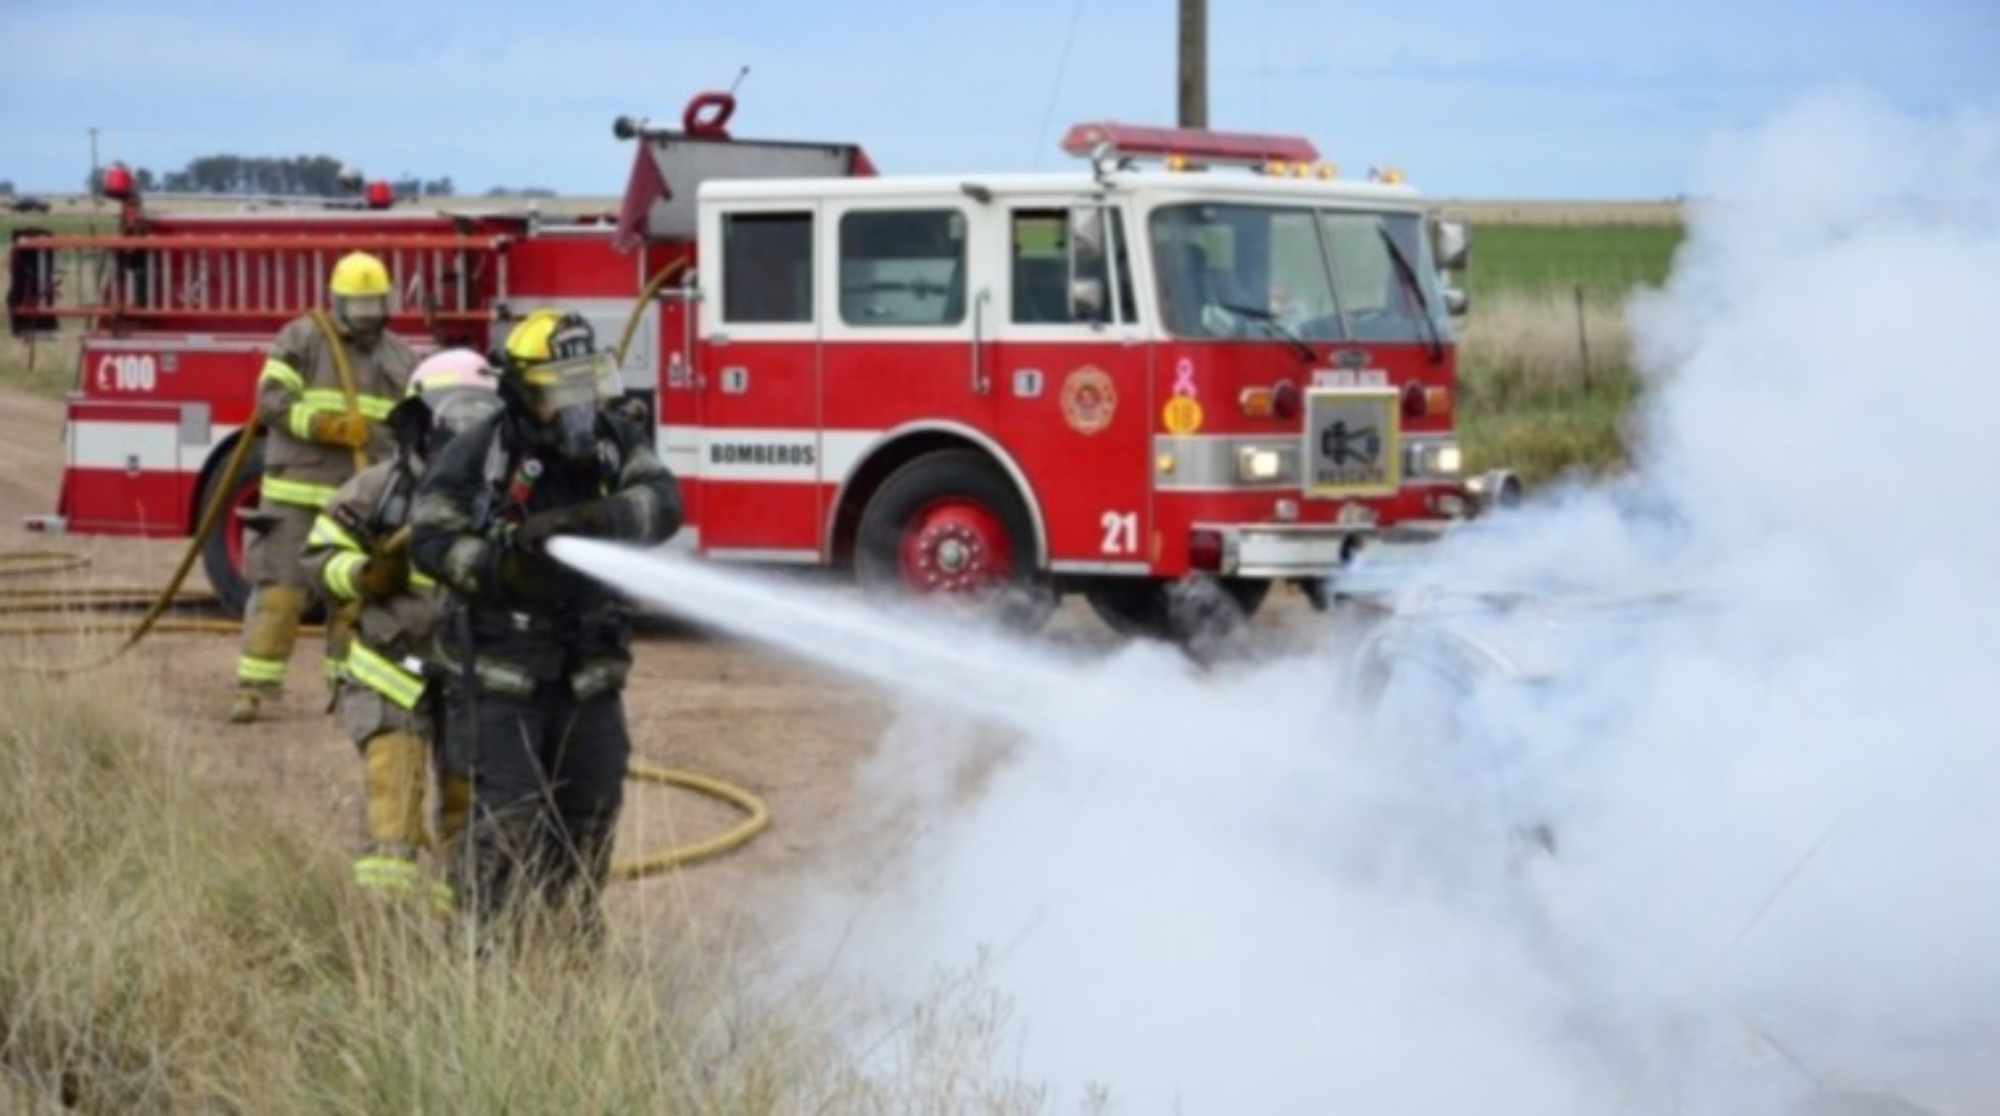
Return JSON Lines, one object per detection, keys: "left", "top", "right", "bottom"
{"left": 2, "top": 0, "right": 1994, "bottom": 200}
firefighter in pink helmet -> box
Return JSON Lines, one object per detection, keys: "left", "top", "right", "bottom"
{"left": 301, "top": 349, "right": 502, "bottom": 898}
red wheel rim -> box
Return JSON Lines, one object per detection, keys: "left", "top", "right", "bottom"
{"left": 896, "top": 498, "right": 1014, "bottom": 596}
{"left": 224, "top": 480, "right": 260, "bottom": 574}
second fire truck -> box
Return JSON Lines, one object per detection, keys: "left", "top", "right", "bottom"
{"left": 9, "top": 92, "right": 1516, "bottom": 638}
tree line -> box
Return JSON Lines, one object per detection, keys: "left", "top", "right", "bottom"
{"left": 84, "top": 155, "right": 460, "bottom": 200}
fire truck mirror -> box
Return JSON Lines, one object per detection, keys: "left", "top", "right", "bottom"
{"left": 1066, "top": 207, "right": 1111, "bottom": 323}
{"left": 1069, "top": 277, "right": 1106, "bottom": 321}
{"left": 1433, "top": 220, "right": 1470, "bottom": 271}
{"left": 1068, "top": 208, "right": 1107, "bottom": 259}
{"left": 1442, "top": 286, "right": 1470, "bottom": 317}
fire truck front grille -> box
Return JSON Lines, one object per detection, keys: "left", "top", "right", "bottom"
{"left": 1303, "top": 387, "right": 1401, "bottom": 498}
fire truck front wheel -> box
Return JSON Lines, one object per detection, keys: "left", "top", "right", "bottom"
{"left": 855, "top": 449, "right": 1054, "bottom": 630}
{"left": 1083, "top": 576, "right": 1271, "bottom": 645}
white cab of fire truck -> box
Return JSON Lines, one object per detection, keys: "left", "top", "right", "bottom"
{"left": 678, "top": 120, "right": 1516, "bottom": 639}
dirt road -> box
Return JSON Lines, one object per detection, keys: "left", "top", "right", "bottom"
{"left": 0, "top": 382, "right": 1333, "bottom": 936}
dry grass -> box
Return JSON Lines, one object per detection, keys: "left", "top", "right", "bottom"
{"left": 0, "top": 332, "right": 76, "bottom": 399}
{"left": 1455, "top": 288, "right": 1643, "bottom": 485}
{"left": 0, "top": 663, "right": 1081, "bottom": 1114}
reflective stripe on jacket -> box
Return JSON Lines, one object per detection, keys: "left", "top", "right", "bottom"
{"left": 300, "top": 459, "right": 449, "bottom": 708}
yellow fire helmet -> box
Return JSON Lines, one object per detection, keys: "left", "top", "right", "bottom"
{"left": 329, "top": 251, "right": 391, "bottom": 297}
{"left": 499, "top": 309, "right": 622, "bottom": 458}
{"left": 503, "top": 308, "right": 595, "bottom": 366}
{"left": 328, "top": 251, "right": 391, "bottom": 337}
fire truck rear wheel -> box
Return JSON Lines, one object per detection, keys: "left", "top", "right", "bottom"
{"left": 855, "top": 449, "right": 1054, "bottom": 631}
{"left": 1083, "top": 576, "right": 1270, "bottom": 644}
{"left": 198, "top": 441, "right": 264, "bottom": 618}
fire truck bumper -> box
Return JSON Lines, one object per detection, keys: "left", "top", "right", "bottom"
{"left": 1201, "top": 470, "right": 1523, "bottom": 578}
{"left": 1193, "top": 523, "right": 1345, "bottom": 578}
{"left": 1209, "top": 520, "right": 1469, "bottom": 578}
{"left": 19, "top": 515, "right": 68, "bottom": 535}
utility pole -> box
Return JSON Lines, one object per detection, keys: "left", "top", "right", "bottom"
{"left": 1177, "top": 0, "right": 1208, "bottom": 129}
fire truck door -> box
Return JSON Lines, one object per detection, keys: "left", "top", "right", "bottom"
{"left": 989, "top": 204, "right": 1153, "bottom": 574}
{"left": 694, "top": 207, "right": 824, "bottom": 560}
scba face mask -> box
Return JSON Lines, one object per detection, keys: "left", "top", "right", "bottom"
{"left": 523, "top": 351, "right": 621, "bottom": 462}
{"left": 336, "top": 294, "right": 389, "bottom": 338}
{"left": 429, "top": 387, "right": 503, "bottom": 444}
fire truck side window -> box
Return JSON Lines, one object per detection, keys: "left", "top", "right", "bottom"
{"left": 723, "top": 211, "right": 815, "bottom": 324}
{"left": 1011, "top": 208, "right": 1137, "bottom": 326}
{"left": 1011, "top": 212, "right": 1070, "bottom": 324}
{"left": 837, "top": 210, "right": 967, "bottom": 327}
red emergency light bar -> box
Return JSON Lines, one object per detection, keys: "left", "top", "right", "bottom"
{"left": 1061, "top": 122, "right": 1319, "bottom": 168}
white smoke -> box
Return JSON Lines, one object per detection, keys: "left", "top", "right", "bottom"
{"left": 560, "top": 88, "right": 2000, "bottom": 1115}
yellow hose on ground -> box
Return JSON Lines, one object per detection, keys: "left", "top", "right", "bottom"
{"left": 615, "top": 759, "right": 771, "bottom": 880}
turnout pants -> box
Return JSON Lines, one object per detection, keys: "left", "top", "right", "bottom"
{"left": 442, "top": 682, "right": 630, "bottom": 930}
{"left": 235, "top": 502, "right": 319, "bottom": 692}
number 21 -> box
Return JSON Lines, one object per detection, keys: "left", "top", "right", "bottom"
{"left": 1100, "top": 510, "right": 1138, "bottom": 555}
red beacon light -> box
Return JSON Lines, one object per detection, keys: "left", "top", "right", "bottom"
{"left": 363, "top": 180, "right": 394, "bottom": 210}
{"left": 1061, "top": 122, "right": 1318, "bottom": 170}
{"left": 101, "top": 162, "right": 136, "bottom": 200}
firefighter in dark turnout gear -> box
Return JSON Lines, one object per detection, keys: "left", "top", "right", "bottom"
{"left": 409, "top": 310, "right": 681, "bottom": 932}
{"left": 301, "top": 349, "right": 502, "bottom": 900}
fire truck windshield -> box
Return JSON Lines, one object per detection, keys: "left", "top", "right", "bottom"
{"left": 1149, "top": 204, "right": 1453, "bottom": 345}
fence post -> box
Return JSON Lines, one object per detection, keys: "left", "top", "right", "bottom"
{"left": 1573, "top": 283, "right": 1594, "bottom": 389}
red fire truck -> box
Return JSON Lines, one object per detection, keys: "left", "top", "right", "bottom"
{"left": 8, "top": 92, "right": 1516, "bottom": 637}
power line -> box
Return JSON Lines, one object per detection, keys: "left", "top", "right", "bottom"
{"left": 1031, "top": 0, "right": 1090, "bottom": 170}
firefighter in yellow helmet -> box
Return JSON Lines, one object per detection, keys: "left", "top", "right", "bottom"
{"left": 229, "top": 251, "right": 417, "bottom": 724}
{"left": 410, "top": 309, "right": 681, "bottom": 936}
{"left": 301, "top": 349, "right": 501, "bottom": 899}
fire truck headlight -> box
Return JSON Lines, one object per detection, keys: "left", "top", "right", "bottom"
{"left": 1408, "top": 442, "right": 1463, "bottom": 478}
{"left": 1238, "top": 447, "right": 1283, "bottom": 482}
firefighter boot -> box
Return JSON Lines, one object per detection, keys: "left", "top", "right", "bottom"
{"left": 353, "top": 731, "right": 430, "bottom": 895}
{"left": 229, "top": 583, "right": 308, "bottom": 724}
{"left": 437, "top": 772, "right": 473, "bottom": 852}
{"left": 432, "top": 773, "right": 475, "bottom": 912}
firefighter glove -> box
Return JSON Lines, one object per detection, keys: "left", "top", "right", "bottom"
{"left": 311, "top": 411, "right": 372, "bottom": 449}
{"left": 515, "top": 499, "right": 616, "bottom": 553}
{"left": 493, "top": 545, "right": 557, "bottom": 603}
{"left": 357, "top": 549, "right": 411, "bottom": 600}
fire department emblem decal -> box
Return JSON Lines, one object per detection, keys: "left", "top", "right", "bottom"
{"left": 1061, "top": 366, "right": 1117, "bottom": 435}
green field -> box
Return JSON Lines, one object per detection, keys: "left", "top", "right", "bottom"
{"left": 1464, "top": 222, "right": 1684, "bottom": 302}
